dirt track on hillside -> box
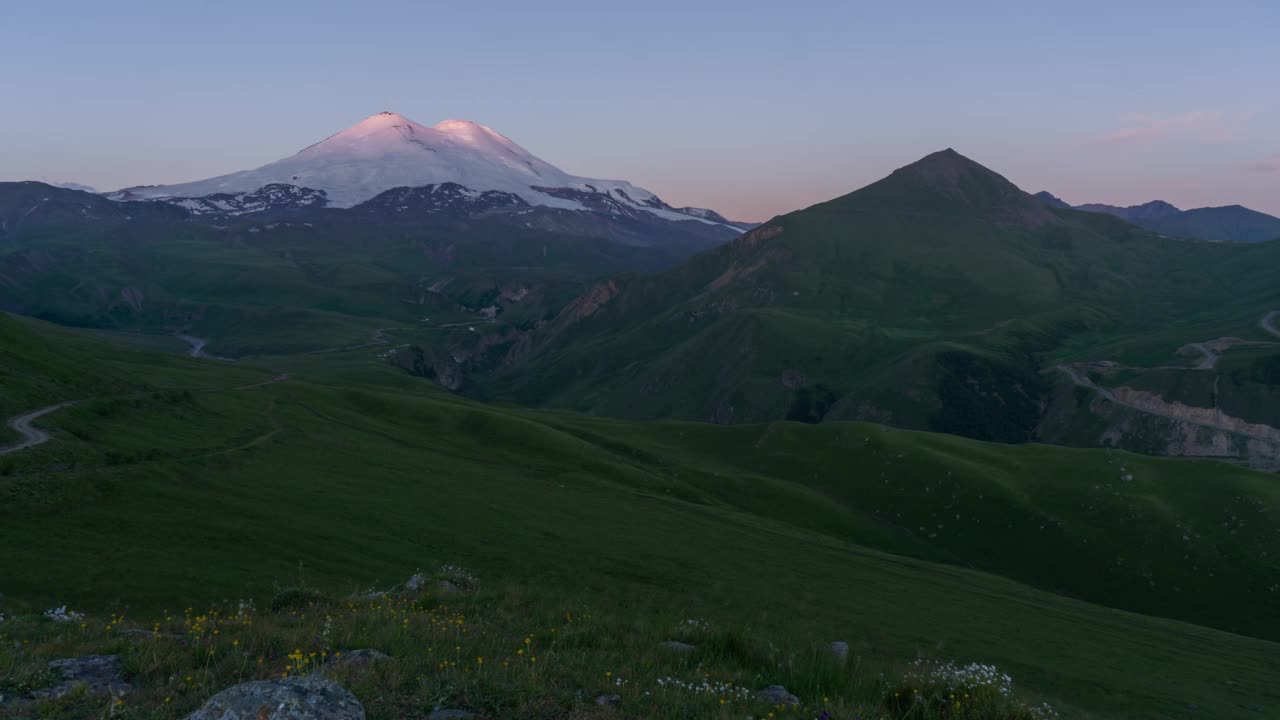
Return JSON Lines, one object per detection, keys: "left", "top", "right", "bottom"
{"left": 0, "top": 402, "right": 75, "bottom": 455}
{"left": 0, "top": 373, "right": 289, "bottom": 457}
{"left": 1055, "top": 311, "right": 1280, "bottom": 447}
{"left": 1261, "top": 311, "right": 1280, "bottom": 339}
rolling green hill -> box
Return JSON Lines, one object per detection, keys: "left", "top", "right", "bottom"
{"left": 470, "top": 151, "right": 1280, "bottom": 448}
{"left": 1, "top": 313, "right": 1278, "bottom": 719}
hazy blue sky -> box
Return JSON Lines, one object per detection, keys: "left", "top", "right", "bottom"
{"left": 3, "top": 1, "right": 1277, "bottom": 220}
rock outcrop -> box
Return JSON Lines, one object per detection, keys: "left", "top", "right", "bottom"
{"left": 185, "top": 675, "right": 364, "bottom": 720}
{"left": 32, "top": 654, "right": 131, "bottom": 699}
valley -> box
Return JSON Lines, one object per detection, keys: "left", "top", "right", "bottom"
{"left": 2, "top": 114, "right": 1279, "bottom": 720}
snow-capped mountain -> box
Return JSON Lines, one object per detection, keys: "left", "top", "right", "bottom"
{"left": 356, "top": 182, "right": 528, "bottom": 216}
{"left": 109, "top": 112, "right": 735, "bottom": 227}
{"left": 159, "top": 183, "right": 329, "bottom": 217}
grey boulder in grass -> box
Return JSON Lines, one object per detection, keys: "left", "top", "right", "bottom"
{"left": 32, "top": 654, "right": 131, "bottom": 699}
{"left": 185, "top": 675, "right": 364, "bottom": 720}
{"left": 756, "top": 685, "right": 800, "bottom": 706}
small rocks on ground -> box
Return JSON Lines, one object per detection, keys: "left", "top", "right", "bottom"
{"left": 659, "top": 640, "right": 697, "bottom": 653}
{"left": 756, "top": 685, "right": 800, "bottom": 706}
{"left": 404, "top": 575, "right": 463, "bottom": 595}
{"left": 595, "top": 693, "right": 622, "bottom": 706}
{"left": 32, "top": 654, "right": 131, "bottom": 699}
{"left": 829, "top": 641, "right": 849, "bottom": 663}
{"left": 184, "top": 675, "right": 364, "bottom": 720}
{"left": 327, "top": 648, "right": 390, "bottom": 667}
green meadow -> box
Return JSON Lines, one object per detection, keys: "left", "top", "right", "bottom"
{"left": 1, "top": 313, "right": 1277, "bottom": 719}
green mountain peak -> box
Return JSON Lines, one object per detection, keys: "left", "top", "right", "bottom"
{"left": 809, "top": 148, "right": 1057, "bottom": 230}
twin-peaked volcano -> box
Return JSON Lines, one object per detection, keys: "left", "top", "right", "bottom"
{"left": 110, "top": 112, "right": 730, "bottom": 225}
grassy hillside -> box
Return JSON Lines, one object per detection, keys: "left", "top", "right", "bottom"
{"left": 475, "top": 151, "right": 1280, "bottom": 444}
{"left": 0, "top": 313, "right": 267, "bottom": 444}
{"left": 1, "top": 315, "right": 1277, "bottom": 718}
{"left": 2, "top": 583, "right": 1073, "bottom": 720}
{"left": 0, "top": 182, "right": 729, "bottom": 357}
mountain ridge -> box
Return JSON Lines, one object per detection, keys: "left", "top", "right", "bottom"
{"left": 1035, "top": 192, "right": 1280, "bottom": 243}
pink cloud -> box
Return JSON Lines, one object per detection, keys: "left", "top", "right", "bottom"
{"left": 1248, "top": 155, "right": 1280, "bottom": 173}
{"left": 1086, "top": 111, "right": 1253, "bottom": 146}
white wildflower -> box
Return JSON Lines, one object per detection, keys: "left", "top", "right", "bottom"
{"left": 44, "top": 606, "right": 85, "bottom": 623}
{"left": 654, "top": 675, "right": 751, "bottom": 701}
{"left": 439, "top": 564, "right": 478, "bottom": 588}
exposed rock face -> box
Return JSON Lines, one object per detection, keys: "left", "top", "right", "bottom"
{"left": 1109, "top": 386, "right": 1280, "bottom": 444}
{"left": 1043, "top": 362, "right": 1280, "bottom": 471}
{"left": 156, "top": 184, "right": 330, "bottom": 218}
{"left": 31, "top": 654, "right": 131, "bottom": 699}
{"left": 393, "top": 346, "right": 464, "bottom": 391}
{"left": 706, "top": 228, "right": 790, "bottom": 292}
{"left": 559, "top": 280, "right": 620, "bottom": 324}
{"left": 738, "top": 224, "right": 784, "bottom": 250}
{"left": 531, "top": 185, "right": 670, "bottom": 222}
{"left": 357, "top": 183, "right": 526, "bottom": 217}
{"left": 485, "top": 279, "right": 624, "bottom": 372}
{"left": 184, "top": 675, "right": 364, "bottom": 720}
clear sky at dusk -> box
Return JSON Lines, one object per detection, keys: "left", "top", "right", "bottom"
{"left": 2, "top": 0, "right": 1277, "bottom": 221}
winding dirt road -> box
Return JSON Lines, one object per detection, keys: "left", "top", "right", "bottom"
{"left": 306, "top": 327, "right": 405, "bottom": 355}
{"left": 1054, "top": 363, "right": 1280, "bottom": 444}
{"left": 177, "top": 334, "right": 208, "bottom": 358}
{"left": 1186, "top": 342, "right": 1220, "bottom": 370}
{"left": 1055, "top": 310, "right": 1280, "bottom": 443}
{"left": 0, "top": 373, "right": 289, "bottom": 457}
{"left": 0, "top": 401, "right": 75, "bottom": 455}
{"left": 1262, "top": 311, "right": 1280, "bottom": 339}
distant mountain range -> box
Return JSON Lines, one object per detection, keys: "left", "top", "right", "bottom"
{"left": 8, "top": 140, "right": 1280, "bottom": 467}
{"left": 1034, "top": 191, "right": 1280, "bottom": 243}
